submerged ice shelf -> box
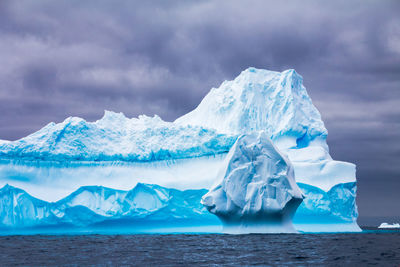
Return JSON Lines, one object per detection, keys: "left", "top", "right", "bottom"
{"left": 0, "top": 67, "right": 360, "bottom": 232}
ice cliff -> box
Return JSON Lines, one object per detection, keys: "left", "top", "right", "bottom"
{"left": 0, "top": 67, "right": 360, "bottom": 232}
{"left": 0, "top": 183, "right": 217, "bottom": 229}
{"left": 202, "top": 132, "right": 303, "bottom": 233}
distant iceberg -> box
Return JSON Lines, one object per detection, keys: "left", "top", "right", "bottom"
{"left": 0, "top": 67, "right": 360, "bottom": 232}
{"left": 378, "top": 223, "right": 400, "bottom": 229}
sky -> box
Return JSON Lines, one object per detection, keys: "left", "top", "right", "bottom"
{"left": 0, "top": 0, "right": 399, "bottom": 224}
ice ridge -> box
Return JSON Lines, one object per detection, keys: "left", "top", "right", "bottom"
{"left": 0, "top": 111, "right": 236, "bottom": 162}
{"left": 0, "top": 183, "right": 216, "bottom": 228}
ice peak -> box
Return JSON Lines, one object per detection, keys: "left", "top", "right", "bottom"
{"left": 280, "top": 69, "right": 303, "bottom": 91}
{"left": 232, "top": 67, "right": 279, "bottom": 86}
{"left": 0, "top": 184, "right": 13, "bottom": 191}
{"left": 136, "top": 114, "right": 164, "bottom": 124}
{"left": 63, "top": 116, "right": 86, "bottom": 125}
{"left": 282, "top": 68, "right": 297, "bottom": 76}
{"left": 129, "top": 183, "right": 167, "bottom": 196}
{"left": 240, "top": 66, "right": 277, "bottom": 75}
{"left": 134, "top": 182, "right": 154, "bottom": 189}
{"left": 99, "top": 110, "right": 128, "bottom": 122}
{"left": 74, "top": 185, "right": 111, "bottom": 193}
{"left": 175, "top": 67, "right": 327, "bottom": 146}
{"left": 0, "top": 184, "right": 26, "bottom": 195}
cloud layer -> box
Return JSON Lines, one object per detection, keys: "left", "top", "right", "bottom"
{"left": 0, "top": 0, "right": 399, "bottom": 222}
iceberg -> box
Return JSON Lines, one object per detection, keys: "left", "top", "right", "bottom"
{"left": 378, "top": 223, "right": 400, "bottom": 229}
{"left": 201, "top": 132, "right": 303, "bottom": 233}
{"left": 0, "top": 67, "right": 360, "bottom": 232}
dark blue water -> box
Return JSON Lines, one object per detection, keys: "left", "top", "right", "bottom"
{"left": 0, "top": 230, "right": 399, "bottom": 266}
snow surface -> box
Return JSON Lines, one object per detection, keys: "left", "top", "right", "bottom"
{"left": 202, "top": 132, "right": 303, "bottom": 233}
{"left": 0, "top": 111, "right": 236, "bottom": 162}
{"left": 175, "top": 68, "right": 327, "bottom": 141}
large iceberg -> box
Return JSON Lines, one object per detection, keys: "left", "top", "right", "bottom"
{"left": 0, "top": 67, "right": 360, "bottom": 232}
{"left": 202, "top": 132, "right": 303, "bottom": 233}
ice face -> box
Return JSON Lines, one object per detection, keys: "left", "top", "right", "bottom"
{"left": 0, "top": 183, "right": 218, "bottom": 229}
{"left": 201, "top": 132, "right": 303, "bottom": 233}
{"left": 0, "top": 184, "right": 55, "bottom": 227}
{"left": 294, "top": 182, "right": 358, "bottom": 222}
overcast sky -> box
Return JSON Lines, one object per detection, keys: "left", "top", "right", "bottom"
{"left": 0, "top": 0, "right": 399, "bottom": 223}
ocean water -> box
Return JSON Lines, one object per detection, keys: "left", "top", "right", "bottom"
{"left": 0, "top": 230, "right": 399, "bottom": 266}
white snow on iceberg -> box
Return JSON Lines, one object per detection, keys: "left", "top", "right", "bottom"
{"left": 176, "top": 68, "right": 327, "bottom": 142}
{"left": 0, "top": 111, "right": 236, "bottom": 162}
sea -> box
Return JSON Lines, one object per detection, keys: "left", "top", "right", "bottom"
{"left": 0, "top": 228, "right": 399, "bottom": 266}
